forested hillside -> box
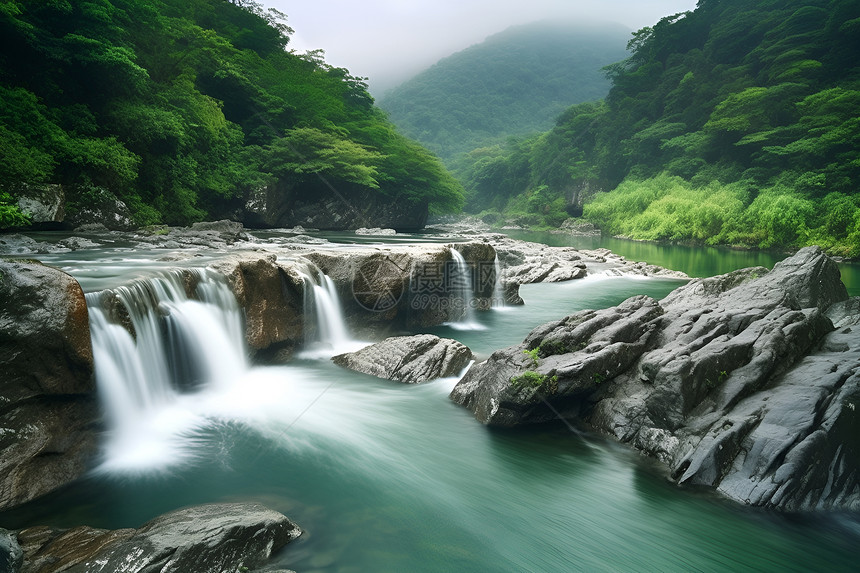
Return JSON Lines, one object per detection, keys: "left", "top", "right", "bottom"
{"left": 0, "top": 0, "right": 462, "bottom": 228}
{"left": 457, "top": 0, "right": 860, "bottom": 257}
{"left": 379, "top": 20, "right": 630, "bottom": 162}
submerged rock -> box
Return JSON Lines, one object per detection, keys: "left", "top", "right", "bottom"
{"left": 333, "top": 334, "right": 473, "bottom": 384}
{"left": 451, "top": 247, "right": 860, "bottom": 511}
{"left": 0, "top": 260, "right": 98, "bottom": 511}
{"left": 16, "top": 502, "right": 301, "bottom": 573}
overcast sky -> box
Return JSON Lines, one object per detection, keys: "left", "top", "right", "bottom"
{"left": 266, "top": 0, "right": 698, "bottom": 95}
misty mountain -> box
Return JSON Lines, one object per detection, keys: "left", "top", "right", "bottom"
{"left": 378, "top": 20, "right": 631, "bottom": 162}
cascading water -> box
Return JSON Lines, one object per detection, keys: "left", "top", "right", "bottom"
{"left": 492, "top": 254, "right": 508, "bottom": 310}
{"left": 447, "top": 249, "right": 485, "bottom": 330}
{"left": 86, "top": 269, "right": 249, "bottom": 471}
{"left": 297, "top": 263, "right": 364, "bottom": 357}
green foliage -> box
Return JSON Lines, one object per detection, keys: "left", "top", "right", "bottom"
{"left": 380, "top": 21, "right": 629, "bottom": 162}
{"left": 0, "top": 191, "right": 30, "bottom": 229}
{"left": 453, "top": 0, "right": 860, "bottom": 256}
{"left": 510, "top": 371, "right": 558, "bottom": 394}
{"left": 0, "top": 0, "right": 461, "bottom": 225}
{"left": 523, "top": 348, "right": 539, "bottom": 367}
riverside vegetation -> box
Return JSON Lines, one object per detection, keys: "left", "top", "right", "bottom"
{"left": 447, "top": 0, "right": 860, "bottom": 258}
{"left": 0, "top": 0, "right": 463, "bottom": 229}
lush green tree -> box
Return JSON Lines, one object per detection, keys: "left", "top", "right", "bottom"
{"left": 0, "top": 0, "right": 462, "bottom": 226}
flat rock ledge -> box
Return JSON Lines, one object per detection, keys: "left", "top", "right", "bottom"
{"left": 450, "top": 246, "right": 860, "bottom": 511}
{"left": 333, "top": 334, "right": 474, "bottom": 384}
{"left": 5, "top": 502, "right": 301, "bottom": 573}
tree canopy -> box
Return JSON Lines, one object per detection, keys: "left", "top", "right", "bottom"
{"left": 379, "top": 20, "right": 630, "bottom": 163}
{"left": 0, "top": 0, "right": 463, "bottom": 227}
{"left": 453, "top": 0, "right": 860, "bottom": 257}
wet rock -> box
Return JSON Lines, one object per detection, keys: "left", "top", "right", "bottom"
{"left": 0, "top": 235, "right": 41, "bottom": 255}
{"left": 451, "top": 247, "right": 859, "bottom": 510}
{"left": 333, "top": 334, "right": 473, "bottom": 384}
{"left": 16, "top": 503, "right": 301, "bottom": 573}
{"left": 0, "top": 260, "right": 93, "bottom": 401}
{"left": 0, "top": 528, "right": 23, "bottom": 573}
{"left": 212, "top": 254, "right": 305, "bottom": 361}
{"left": 355, "top": 227, "right": 397, "bottom": 235}
{"left": 0, "top": 260, "right": 97, "bottom": 511}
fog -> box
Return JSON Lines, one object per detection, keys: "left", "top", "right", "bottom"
{"left": 266, "top": 0, "right": 697, "bottom": 95}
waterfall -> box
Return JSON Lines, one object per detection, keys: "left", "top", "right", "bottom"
{"left": 86, "top": 269, "right": 248, "bottom": 471}
{"left": 297, "top": 264, "right": 362, "bottom": 357}
{"left": 447, "top": 249, "right": 485, "bottom": 330}
{"left": 492, "top": 254, "right": 508, "bottom": 310}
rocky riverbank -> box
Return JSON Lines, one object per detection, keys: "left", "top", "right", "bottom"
{"left": 1, "top": 227, "right": 685, "bottom": 514}
{"left": 1, "top": 502, "right": 300, "bottom": 573}
{"left": 450, "top": 247, "right": 860, "bottom": 511}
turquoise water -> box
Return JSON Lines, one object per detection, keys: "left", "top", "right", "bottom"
{"left": 1, "top": 234, "right": 858, "bottom": 572}
{"left": 505, "top": 231, "right": 860, "bottom": 296}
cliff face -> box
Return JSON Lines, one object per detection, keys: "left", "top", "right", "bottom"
{"left": 240, "top": 185, "right": 429, "bottom": 231}
{"left": 451, "top": 247, "right": 860, "bottom": 511}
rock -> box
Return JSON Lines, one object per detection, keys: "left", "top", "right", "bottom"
{"left": 190, "top": 219, "right": 245, "bottom": 239}
{"left": 212, "top": 254, "right": 305, "bottom": 361}
{"left": 0, "top": 260, "right": 98, "bottom": 511}
{"left": 64, "top": 187, "right": 135, "bottom": 231}
{"left": 240, "top": 183, "right": 428, "bottom": 231}
{"left": 450, "top": 246, "right": 859, "bottom": 510}
{"left": 12, "top": 184, "right": 65, "bottom": 228}
{"left": 16, "top": 502, "right": 301, "bottom": 573}
{"left": 72, "top": 223, "right": 110, "bottom": 233}
{"left": 488, "top": 238, "right": 687, "bottom": 299}
{"left": 333, "top": 334, "right": 473, "bottom": 384}
{"left": 57, "top": 237, "right": 101, "bottom": 252}
{"left": 553, "top": 218, "right": 600, "bottom": 236}
{"left": 355, "top": 227, "right": 397, "bottom": 235}
{"left": 0, "top": 235, "right": 41, "bottom": 256}
{"left": 0, "top": 528, "right": 23, "bottom": 573}
{"left": 0, "top": 260, "right": 94, "bottom": 401}
{"left": 826, "top": 297, "right": 860, "bottom": 328}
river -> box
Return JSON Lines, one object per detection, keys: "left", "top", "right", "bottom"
{"left": 1, "top": 231, "right": 858, "bottom": 572}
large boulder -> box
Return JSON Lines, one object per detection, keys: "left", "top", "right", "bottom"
{"left": 333, "top": 334, "right": 473, "bottom": 384}
{"left": 64, "top": 187, "right": 135, "bottom": 232}
{"left": 451, "top": 247, "right": 859, "bottom": 510}
{"left": 15, "top": 503, "right": 301, "bottom": 573}
{"left": 12, "top": 184, "right": 65, "bottom": 229}
{"left": 212, "top": 254, "right": 305, "bottom": 361}
{"left": 0, "top": 260, "right": 98, "bottom": 511}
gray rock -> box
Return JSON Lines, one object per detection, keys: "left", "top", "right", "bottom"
{"left": 64, "top": 188, "right": 135, "bottom": 231}
{"left": 239, "top": 182, "right": 428, "bottom": 231}
{"left": 333, "top": 334, "right": 473, "bottom": 384}
{"left": 355, "top": 227, "right": 397, "bottom": 235}
{"left": 0, "top": 528, "right": 23, "bottom": 573}
{"left": 16, "top": 503, "right": 301, "bottom": 573}
{"left": 0, "top": 260, "right": 97, "bottom": 511}
{"left": 13, "top": 184, "right": 65, "bottom": 226}
{"left": 553, "top": 218, "right": 600, "bottom": 236}
{"left": 0, "top": 235, "right": 41, "bottom": 255}
{"left": 450, "top": 246, "right": 859, "bottom": 510}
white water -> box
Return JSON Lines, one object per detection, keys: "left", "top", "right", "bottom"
{"left": 298, "top": 264, "right": 366, "bottom": 357}
{"left": 447, "top": 249, "right": 486, "bottom": 331}
{"left": 492, "top": 254, "right": 508, "bottom": 310}
{"left": 86, "top": 270, "right": 250, "bottom": 472}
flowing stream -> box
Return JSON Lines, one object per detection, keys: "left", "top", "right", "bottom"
{"left": 1, "top": 233, "right": 858, "bottom": 572}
